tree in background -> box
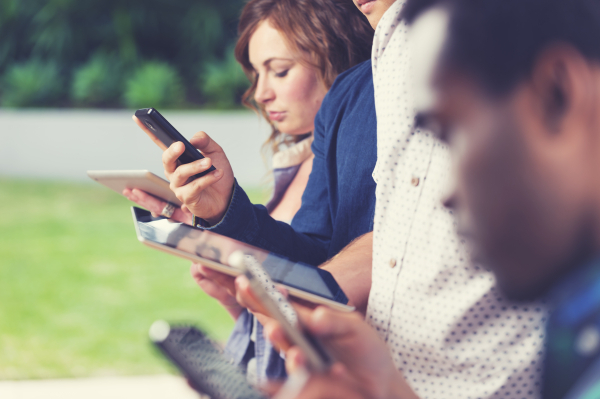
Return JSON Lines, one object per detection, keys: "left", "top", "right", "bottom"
{"left": 0, "top": 0, "right": 249, "bottom": 108}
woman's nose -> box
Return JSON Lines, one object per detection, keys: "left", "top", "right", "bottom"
{"left": 254, "top": 76, "right": 275, "bottom": 104}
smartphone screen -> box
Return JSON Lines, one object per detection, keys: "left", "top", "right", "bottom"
{"left": 134, "top": 108, "right": 216, "bottom": 179}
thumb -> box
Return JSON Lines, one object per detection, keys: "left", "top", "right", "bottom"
{"left": 285, "top": 346, "right": 307, "bottom": 374}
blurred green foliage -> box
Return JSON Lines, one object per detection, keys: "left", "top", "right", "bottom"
{"left": 0, "top": 0, "right": 249, "bottom": 109}
{"left": 1, "top": 60, "right": 63, "bottom": 107}
{"left": 124, "top": 62, "right": 185, "bottom": 109}
{"left": 201, "top": 47, "right": 250, "bottom": 108}
{"left": 71, "top": 53, "right": 124, "bottom": 106}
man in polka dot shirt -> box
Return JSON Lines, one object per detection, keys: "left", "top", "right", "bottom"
{"left": 264, "top": 0, "right": 600, "bottom": 398}
{"left": 352, "top": 0, "right": 547, "bottom": 397}
{"left": 408, "top": 0, "right": 600, "bottom": 397}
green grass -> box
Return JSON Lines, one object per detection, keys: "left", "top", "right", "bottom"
{"left": 0, "top": 178, "right": 268, "bottom": 380}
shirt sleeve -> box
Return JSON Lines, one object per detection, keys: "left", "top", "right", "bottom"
{"left": 288, "top": 103, "right": 334, "bottom": 250}
{"left": 195, "top": 108, "right": 333, "bottom": 265}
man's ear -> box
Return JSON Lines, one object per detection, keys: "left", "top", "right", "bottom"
{"left": 529, "top": 45, "right": 593, "bottom": 134}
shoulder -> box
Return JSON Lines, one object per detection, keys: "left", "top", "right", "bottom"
{"left": 372, "top": 1, "right": 408, "bottom": 73}
{"left": 317, "top": 60, "right": 373, "bottom": 119}
{"left": 313, "top": 59, "right": 375, "bottom": 143}
{"left": 328, "top": 60, "right": 373, "bottom": 96}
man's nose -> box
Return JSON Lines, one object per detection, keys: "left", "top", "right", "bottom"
{"left": 443, "top": 190, "right": 457, "bottom": 210}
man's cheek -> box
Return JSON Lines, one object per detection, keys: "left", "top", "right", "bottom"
{"left": 460, "top": 145, "right": 499, "bottom": 226}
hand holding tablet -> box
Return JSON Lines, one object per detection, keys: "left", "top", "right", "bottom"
{"left": 190, "top": 263, "right": 243, "bottom": 320}
{"left": 123, "top": 187, "right": 192, "bottom": 224}
{"left": 87, "top": 169, "right": 192, "bottom": 223}
{"left": 131, "top": 207, "right": 354, "bottom": 312}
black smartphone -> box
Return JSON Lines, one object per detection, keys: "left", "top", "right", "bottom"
{"left": 149, "top": 320, "right": 265, "bottom": 399}
{"left": 134, "top": 107, "right": 216, "bottom": 180}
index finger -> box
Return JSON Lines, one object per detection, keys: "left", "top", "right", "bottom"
{"left": 162, "top": 142, "right": 185, "bottom": 175}
{"left": 198, "top": 265, "right": 237, "bottom": 293}
{"left": 262, "top": 316, "right": 293, "bottom": 352}
{"left": 303, "top": 307, "right": 363, "bottom": 338}
{"left": 235, "top": 275, "right": 271, "bottom": 316}
{"left": 189, "top": 131, "right": 223, "bottom": 155}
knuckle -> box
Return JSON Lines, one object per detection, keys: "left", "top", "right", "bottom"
{"left": 194, "top": 131, "right": 207, "bottom": 140}
{"left": 349, "top": 311, "right": 362, "bottom": 322}
{"left": 314, "top": 306, "right": 332, "bottom": 319}
{"left": 195, "top": 159, "right": 207, "bottom": 171}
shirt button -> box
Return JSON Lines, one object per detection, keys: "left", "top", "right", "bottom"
{"left": 389, "top": 258, "right": 397, "bottom": 268}
{"left": 411, "top": 177, "right": 420, "bottom": 187}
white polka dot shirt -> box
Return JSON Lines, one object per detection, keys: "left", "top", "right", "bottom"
{"left": 367, "top": 2, "right": 548, "bottom": 398}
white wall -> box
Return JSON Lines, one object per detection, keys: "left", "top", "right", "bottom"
{"left": 0, "top": 109, "right": 271, "bottom": 187}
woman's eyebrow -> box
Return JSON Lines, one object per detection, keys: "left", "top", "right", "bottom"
{"left": 262, "top": 57, "right": 294, "bottom": 67}
{"left": 249, "top": 57, "right": 294, "bottom": 71}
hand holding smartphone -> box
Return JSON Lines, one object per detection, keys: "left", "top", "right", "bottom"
{"left": 229, "top": 251, "right": 334, "bottom": 373}
{"left": 150, "top": 321, "right": 265, "bottom": 399}
{"left": 133, "top": 108, "right": 216, "bottom": 181}
{"left": 133, "top": 108, "right": 235, "bottom": 224}
{"left": 150, "top": 320, "right": 311, "bottom": 399}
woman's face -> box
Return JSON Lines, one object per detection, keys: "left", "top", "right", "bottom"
{"left": 248, "top": 20, "right": 328, "bottom": 135}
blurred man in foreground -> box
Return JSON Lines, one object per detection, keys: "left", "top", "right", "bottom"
{"left": 259, "top": 0, "right": 600, "bottom": 397}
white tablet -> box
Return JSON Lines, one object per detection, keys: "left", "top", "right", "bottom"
{"left": 131, "top": 207, "right": 354, "bottom": 312}
{"left": 87, "top": 170, "right": 182, "bottom": 206}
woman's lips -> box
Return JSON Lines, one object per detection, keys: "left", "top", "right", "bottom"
{"left": 268, "top": 111, "right": 286, "bottom": 122}
{"left": 357, "top": 0, "right": 376, "bottom": 13}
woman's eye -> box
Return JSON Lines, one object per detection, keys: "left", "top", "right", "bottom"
{"left": 275, "top": 70, "right": 289, "bottom": 78}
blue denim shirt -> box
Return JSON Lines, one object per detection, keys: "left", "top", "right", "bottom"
{"left": 196, "top": 60, "right": 377, "bottom": 264}
{"left": 198, "top": 60, "right": 377, "bottom": 382}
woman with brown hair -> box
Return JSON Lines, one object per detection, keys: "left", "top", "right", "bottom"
{"left": 126, "top": 0, "right": 374, "bottom": 383}
{"left": 127, "top": 0, "right": 371, "bottom": 225}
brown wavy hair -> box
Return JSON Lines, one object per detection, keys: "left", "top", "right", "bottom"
{"left": 235, "top": 0, "right": 374, "bottom": 155}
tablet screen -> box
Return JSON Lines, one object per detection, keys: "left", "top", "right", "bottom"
{"left": 133, "top": 208, "right": 348, "bottom": 304}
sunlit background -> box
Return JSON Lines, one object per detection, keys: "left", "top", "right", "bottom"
{"left": 0, "top": 1, "right": 272, "bottom": 396}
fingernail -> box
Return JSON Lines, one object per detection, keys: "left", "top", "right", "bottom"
{"left": 212, "top": 169, "right": 222, "bottom": 177}
{"left": 199, "top": 159, "right": 209, "bottom": 167}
